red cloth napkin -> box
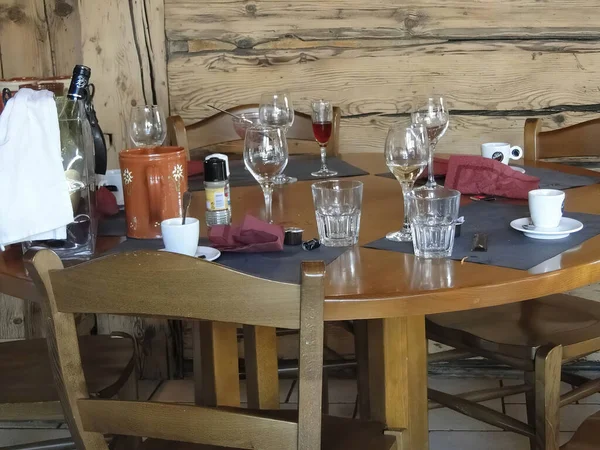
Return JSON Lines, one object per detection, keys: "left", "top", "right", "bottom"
{"left": 420, "top": 157, "right": 449, "bottom": 179}
{"left": 96, "top": 186, "right": 119, "bottom": 216}
{"left": 208, "top": 215, "right": 284, "bottom": 252}
{"left": 444, "top": 155, "right": 540, "bottom": 199}
{"left": 187, "top": 160, "right": 204, "bottom": 177}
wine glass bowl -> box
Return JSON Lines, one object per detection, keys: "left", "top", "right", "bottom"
{"left": 411, "top": 97, "right": 449, "bottom": 189}
{"left": 384, "top": 123, "right": 429, "bottom": 242}
{"left": 259, "top": 92, "right": 295, "bottom": 130}
{"left": 310, "top": 99, "right": 337, "bottom": 177}
{"left": 129, "top": 105, "right": 166, "bottom": 147}
{"left": 232, "top": 112, "right": 261, "bottom": 139}
{"left": 243, "top": 126, "right": 288, "bottom": 223}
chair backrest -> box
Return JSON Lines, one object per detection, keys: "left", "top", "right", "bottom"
{"left": 27, "top": 249, "right": 325, "bottom": 450}
{"left": 524, "top": 117, "right": 600, "bottom": 161}
{"left": 167, "top": 104, "right": 341, "bottom": 160}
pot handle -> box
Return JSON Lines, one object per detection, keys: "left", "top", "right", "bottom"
{"left": 147, "top": 166, "right": 163, "bottom": 225}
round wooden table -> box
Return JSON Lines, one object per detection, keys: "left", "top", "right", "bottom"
{"left": 3, "top": 152, "right": 600, "bottom": 450}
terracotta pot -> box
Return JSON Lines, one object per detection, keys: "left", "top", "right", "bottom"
{"left": 119, "top": 146, "right": 188, "bottom": 239}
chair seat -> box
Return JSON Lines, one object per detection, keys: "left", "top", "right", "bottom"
{"left": 0, "top": 335, "right": 135, "bottom": 406}
{"left": 140, "top": 413, "right": 396, "bottom": 450}
{"left": 427, "top": 294, "right": 600, "bottom": 361}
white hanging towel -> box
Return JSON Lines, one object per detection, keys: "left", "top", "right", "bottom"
{"left": 0, "top": 88, "right": 74, "bottom": 250}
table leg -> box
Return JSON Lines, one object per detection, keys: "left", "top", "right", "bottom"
{"left": 354, "top": 319, "right": 371, "bottom": 419}
{"left": 193, "top": 320, "right": 240, "bottom": 407}
{"left": 243, "top": 325, "right": 280, "bottom": 409}
{"left": 367, "top": 316, "right": 428, "bottom": 450}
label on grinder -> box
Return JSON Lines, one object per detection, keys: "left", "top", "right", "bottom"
{"left": 206, "top": 186, "right": 228, "bottom": 211}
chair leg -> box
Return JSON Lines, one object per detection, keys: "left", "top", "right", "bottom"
{"left": 533, "top": 345, "right": 563, "bottom": 450}
{"left": 525, "top": 371, "right": 536, "bottom": 450}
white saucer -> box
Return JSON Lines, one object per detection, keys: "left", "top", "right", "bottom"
{"left": 159, "top": 246, "right": 221, "bottom": 261}
{"left": 510, "top": 217, "right": 583, "bottom": 240}
{"left": 510, "top": 166, "right": 526, "bottom": 174}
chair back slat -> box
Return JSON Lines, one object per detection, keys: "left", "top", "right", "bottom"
{"left": 49, "top": 251, "right": 301, "bottom": 329}
{"left": 78, "top": 399, "right": 298, "bottom": 450}
{"left": 27, "top": 249, "right": 326, "bottom": 450}
{"left": 168, "top": 104, "right": 341, "bottom": 158}
{"left": 524, "top": 117, "right": 600, "bottom": 160}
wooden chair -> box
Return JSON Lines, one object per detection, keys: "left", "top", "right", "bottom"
{"left": 424, "top": 118, "right": 600, "bottom": 450}
{"left": 524, "top": 117, "right": 600, "bottom": 162}
{"left": 167, "top": 104, "right": 341, "bottom": 161}
{"left": 0, "top": 318, "right": 136, "bottom": 449}
{"left": 27, "top": 249, "right": 395, "bottom": 450}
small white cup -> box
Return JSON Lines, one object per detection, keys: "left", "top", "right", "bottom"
{"left": 98, "top": 169, "right": 125, "bottom": 206}
{"left": 160, "top": 217, "right": 200, "bottom": 256}
{"left": 481, "top": 142, "right": 523, "bottom": 165}
{"left": 528, "top": 189, "right": 565, "bottom": 229}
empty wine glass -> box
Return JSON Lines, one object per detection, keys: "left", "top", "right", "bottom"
{"left": 244, "top": 126, "right": 288, "bottom": 223}
{"left": 385, "top": 123, "right": 429, "bottom": 242}
{"left": 411, "top": 97, "right": 449, "bottom": 189}
{"left": 129, "top": 105, "right": 167, "bottom": 147}
{"left": 259, "top": 92, "right": 297, "bottom": 185}
{"left": 310, "top": 99, "right": 337, "bottom": 177}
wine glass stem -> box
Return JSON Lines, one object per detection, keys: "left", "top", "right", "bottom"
{"left": 261, "top": 182, "right": 274, "bottom": 223}
{"left": 320, "top": 145, "right": 328, "bottom": 171}
{"left": 401, "top": 182, "right": 412, "bottom": 234}
{"left": 426, "top": 143, "right": 437, "bottom": 188}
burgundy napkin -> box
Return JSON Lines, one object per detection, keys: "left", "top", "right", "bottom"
{"left": 96, "top": 186, "right": 119, "bottom": 216}
{"left": 208, "top": 215, "right": 284, "bottom": 252}
{"left": 420, "top": 157, "right": 449, "bottom": 179}
{"left": 445, "top": 155, "right": 540, "bottom": 200}
{"left": 187, "top": 160, "right": 204, "bottom": 177}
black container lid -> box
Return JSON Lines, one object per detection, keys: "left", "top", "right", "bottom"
{"left": 204, "top": 157, "right": 228, "bottom": 182}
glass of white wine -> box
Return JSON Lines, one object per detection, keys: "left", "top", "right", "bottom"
{"left": 384, "top": 123, "right": 430, "bottom": 242}
{"left": 411, "top": 97, "right": 449, "bottom": 190}
{"left": 244, "top": 125, "right": 288, "bottom": 223}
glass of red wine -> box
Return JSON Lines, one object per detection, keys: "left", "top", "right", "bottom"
{"left": 310, "top": 100, "right": 338, "bottom": 177}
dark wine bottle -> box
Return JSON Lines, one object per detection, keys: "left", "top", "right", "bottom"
{"left": 67, "top": 65, "right": 107, "bottom": 175}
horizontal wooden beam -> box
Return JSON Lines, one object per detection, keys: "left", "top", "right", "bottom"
{"left": 165, "top": 0, "right": 600, "bottom": 45}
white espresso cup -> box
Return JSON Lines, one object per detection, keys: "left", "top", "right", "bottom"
{"left": 528, "top": 189, "right": 565, "bottom": 229}
{"left": 160, "top": 217, "right": 200, "bottom": 256}
{"left": 481, "top": 142, "right": 524, "bottom": 165}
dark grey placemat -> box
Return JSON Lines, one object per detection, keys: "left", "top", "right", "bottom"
{"left": 98, "top": 210, "right": 126, "bottom": 237}
{"left": 189, "top": 157, "right": 368, "bottom": 191}
{"left": 364, "top": 201, "right": 600, "bottom": 271}
{"left": 376, "top": 165, "right": 599, "bottom": 191}
{"left": 103, "top": 237, "right": 349, "bottom": 284}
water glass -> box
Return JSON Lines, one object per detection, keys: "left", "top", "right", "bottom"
{"left": 312, "top": 180, "right": 363, "bottom": 247}
{"left": 409, "top": 188, "right": 460, "bottom": 258}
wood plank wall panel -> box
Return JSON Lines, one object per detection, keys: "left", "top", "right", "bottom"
{"left": 166, "top": 0, "right": 600, "bottom": 155}
{"left": 43, "top": 0, "right": 81, "bottom": 76}
{"left": 0, "top": 0, "right": 53, "bottom": 78}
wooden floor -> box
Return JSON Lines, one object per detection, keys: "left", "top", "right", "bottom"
{"left": 2, "top": 376, "right": 599, "bottom": 450}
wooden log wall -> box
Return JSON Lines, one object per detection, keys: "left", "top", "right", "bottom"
{"left": 0, "top": 0, "right": 172, "bottom": 378}
{"left": 165, "top": 0, "right": 600, "bottom": 154}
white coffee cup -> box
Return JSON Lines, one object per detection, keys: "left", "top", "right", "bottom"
{"left": 528, "top": 189, "right": 565, "bottom": 229}
{"left": 98, "top": 169, "right": 125, "bottom": 206}
{"left": 481, "top": 142, "right": 524, "bottom": 165}
{"left": 160, "top": 217, "right": 200, "bottom": 256}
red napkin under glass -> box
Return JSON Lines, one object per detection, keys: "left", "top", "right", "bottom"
{"left": 444, "top": 155, "right": 540, "bottom": 199}
{"left": 208, "top": 215, "right": 284, "bottom": 252}
{"left": 420, "top": 157, "right": 449, "bottom": 179}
